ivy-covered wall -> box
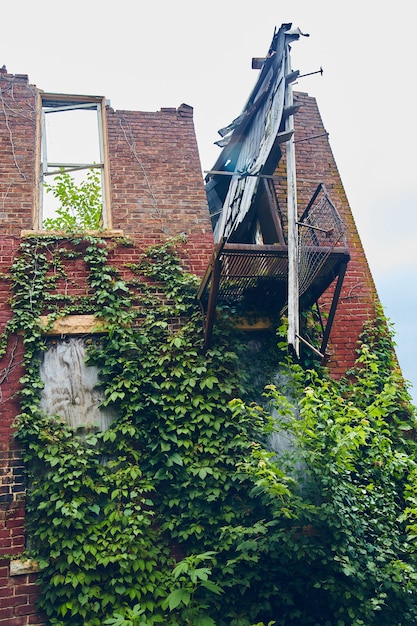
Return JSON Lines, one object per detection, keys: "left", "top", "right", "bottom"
{"left": 1, "top": 234, "right": 416, "bottom": 626}
{"left": 0, "top": 69, "right": 404, "bottom": 625}
{"left": 0, "top": 68, "right": 214, "bottom": 625}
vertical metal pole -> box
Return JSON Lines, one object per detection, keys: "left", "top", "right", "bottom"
{"left": 39, "top": 106, "right": 48, "bottom": 229}
{"left": 285, "top": 46, "right": 299, "bottom": 357}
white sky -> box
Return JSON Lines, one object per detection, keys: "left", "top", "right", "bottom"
{"left": 2, "top": 0, "right": 416, "bottom": 402}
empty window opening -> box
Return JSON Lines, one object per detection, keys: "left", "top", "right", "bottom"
{"left": 39, "top": 94, "right": 110, "bottom": 230}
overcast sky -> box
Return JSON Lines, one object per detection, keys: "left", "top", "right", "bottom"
{"left": 2, "top": 0, "right": 416, "bottom": 403}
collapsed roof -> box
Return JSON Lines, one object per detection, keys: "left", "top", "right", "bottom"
{"left": 206, "top": 23, "right": 305, "bottom": 244}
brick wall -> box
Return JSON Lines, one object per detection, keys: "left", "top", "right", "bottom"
{"left": 106, "top": 102, "right": 214, "bottom": 273}
{"left": 0, "top": 69, "right": 213, "bottom": 624}
{"left": 0, "top": 561, "right": 43, "bottom": 625}
{"left": 0, "top": 226, "right": 41, "bottom": 622}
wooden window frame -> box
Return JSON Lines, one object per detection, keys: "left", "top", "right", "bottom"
{"left": 34, "top": 92, "right": 112, "bottom": 230}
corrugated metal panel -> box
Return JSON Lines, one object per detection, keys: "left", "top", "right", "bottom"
{"left": 207, "top": 24, "right": 302, "bottom": 242}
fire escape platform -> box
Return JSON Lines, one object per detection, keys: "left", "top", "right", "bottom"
{"left": 198, "top": 242, "right": 350, "bottom": 348}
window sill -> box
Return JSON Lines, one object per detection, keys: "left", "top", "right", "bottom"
{"left": 20, "top": 229, "right": 124, "bottom": 238}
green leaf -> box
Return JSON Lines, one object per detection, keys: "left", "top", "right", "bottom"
{"left": 168, "top": 452, "right": 183, "bottom": 466}
{"left": 166, "top": 588, "right": 191, "bottom": 610}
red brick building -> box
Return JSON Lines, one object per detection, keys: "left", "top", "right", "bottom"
{"left": 0, "top": 65, "right": 377, "bottom": 624}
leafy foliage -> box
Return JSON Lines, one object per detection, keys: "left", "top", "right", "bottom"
{"left": 43, "top": 168, "right": 102, "bottom": 230}
{"left": 4, "top": 230, "right": 417, "bottom": 625}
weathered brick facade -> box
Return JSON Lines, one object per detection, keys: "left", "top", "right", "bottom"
{"left": 0, "top": 69, "right": 377, "bottom": 624}
{"left": 0, "top": 68, "right": 213, "bottom": 625}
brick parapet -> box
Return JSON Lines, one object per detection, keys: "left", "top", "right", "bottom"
{"left": 107, "top": 104, "right": 213, "bottom": 239}
{"left": 0, "top": 72, "right": 37, "bottom": 235}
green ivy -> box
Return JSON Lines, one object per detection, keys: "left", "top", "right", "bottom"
{"left": 3, "top": 233, "right": 417, "bottom": 625}
{"left": 228, "top": 310, "right": 417, "bottom": 625}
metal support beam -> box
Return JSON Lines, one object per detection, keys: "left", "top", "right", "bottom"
{"left": 319, "top": 261, "right": 348, "bottom": 357}
{"left": 285, "top": 48, "right": 300, "bottom": 357}
{"left": 199, "top": 242, "right": 226, "bottom": 351}
{"left": 202, "top": 256, "right": 222, "bottom": 351}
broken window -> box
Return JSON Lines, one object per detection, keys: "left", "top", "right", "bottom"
{"left": 38, "top": 94, "right": 111, "bottom": 230}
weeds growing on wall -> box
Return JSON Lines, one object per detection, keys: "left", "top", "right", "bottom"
{"left": 3, "top": 233, "right": 417, "bottom": 625}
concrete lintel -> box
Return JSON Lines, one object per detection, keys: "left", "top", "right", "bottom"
{"left": 39, "top": 314, "right": 108, "bottom": 335}
{"left": 10, "top": 558, "right": 39, "bottom": 576}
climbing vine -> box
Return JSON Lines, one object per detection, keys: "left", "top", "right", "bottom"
{"left": 2, "top": 232, "right": 417, "bottom": 625}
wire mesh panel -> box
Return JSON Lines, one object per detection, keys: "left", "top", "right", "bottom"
{"left": 298, "top": 186, "right": 346, "bottom": 296}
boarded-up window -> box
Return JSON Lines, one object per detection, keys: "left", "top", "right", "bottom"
{"left": 39, "top": 337, "right": 114, "bottom": 431}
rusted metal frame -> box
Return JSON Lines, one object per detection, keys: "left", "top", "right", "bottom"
{"left": 300, "top": 183, "right": 344, "bottom": 240}
{"left": 294, "top": 132, "right": 329, "bottom": 144}
{"left": 197, "top": 240, "right": 226, "bottom": 351}
{"left": 197, "top": 240, "right": 225, "bottom": 302}
{"left": 299, "top": 182, "right": 325, "bottom": 221}
{"left": 198, "top": 242, "right": 289, "bottom": 301}
{"left": 297, "top": 221, "right": 332, "bottom": 235}
{"left": 298, "top": 67, "right": 323, "bottom": 79}
{"left": 200, "top": 242, "right": 290, "bottom": 349}
{"left": 223, "top": 242, "right": 288, "bottom": 254}
{"left": 319, "top": 261, "right": 348, "bottom": 357}
{"left": 296, "top": 261, "right": 348, "bottom": 361}
{"left": 298, "top": 183, "right": 333, "bottom": 247}
{"left": 315, "top": 301, "right": 326, "bottom": 336}
{"left": 296, "top": 333, "right": 325, "bottom": 359}
{"left": 320, "top": 187, "right": 347, "bottom": 247}
{"left": 222, "top": 242, "right": 349, "bottom": 257}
